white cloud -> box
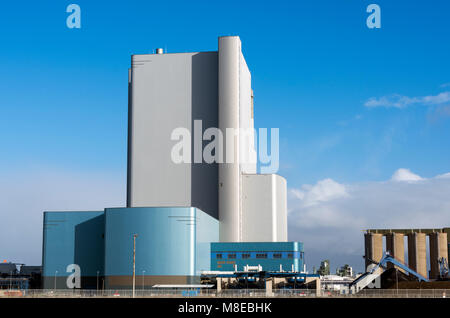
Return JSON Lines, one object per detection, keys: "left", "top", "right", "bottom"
{"left": 364, "top": 95, "right": 419, "bottom": 108}
{"left": 289, "top": 178, "right": 348, "bottom": 208}
{"left": 422, "top": 92, "right": 450, "bottom": 104}
{"left": 288, "top": 169, "right": 450, "bottom": 272}
{"left": 0, "top": 168, "right": 125, "bottom": 265}
{"left": 391, "top": 168, "right": 423, "bottom": 182}
{"left": 364, "top": 91, "right": 450, "bottom": 108}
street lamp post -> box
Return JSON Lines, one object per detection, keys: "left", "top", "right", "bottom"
{"left": 142, "top": 270, "right": 145, "bottom": 292}
{"left": 132, "top": 234, "right": 138, "bottom": 298}
{"left": 54, "top": 270, "right": 58, "bottom": 292}
{"left": 97, "top": 271, "right": 100, "bottom": 293}
{"left": 396, "top": 269, "right": 399, "bottom": 295}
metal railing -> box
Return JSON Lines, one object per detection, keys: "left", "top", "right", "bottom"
{"left": 1, "top": 288, "right": 449, "bottom": 298}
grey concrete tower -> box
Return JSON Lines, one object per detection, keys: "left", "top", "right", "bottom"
{"left": 386, "top": 233, "right": 405, "bottom": 271}
{"left": 127, "top": 48, "right": 219, "bottom": 218}
{"left": 126, "top": 36, "right": 287, "bottom": 243}
{"left": 429, "top": 232, "right": 448, "bottom": 279}
{"left": 218, "top": 36, "right": 242, "bottom": 242}
{"left": 407, "top": 232, "right": 427, "bottom": 278}
{"left": 364, "top": 233, "right": 383, "bottom": 269}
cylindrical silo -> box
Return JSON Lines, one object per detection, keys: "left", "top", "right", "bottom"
{"left": 218, "top": 36, "right": 241, "bottom": 242}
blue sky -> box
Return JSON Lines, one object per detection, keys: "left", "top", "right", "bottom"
{"left": 1, "top": 1, "right": 450, "bottom": 271}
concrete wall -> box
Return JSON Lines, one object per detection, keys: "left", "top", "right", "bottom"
{"left": 407, "top": 233, "right": 427, "bottom": 278}
{"left": 386, "top": 233, "right": 405, "bottom": 271}
{"left": 275, "top": 175, "right": 288, "bottom": 242}
{"left": 238, "top": 52, "right": 257, "bottom": 175}
{"left": 429, "top": 232, "right": 448, "bottom": 279}
{"left": 241, "top": 174, "right": 287, "bottom": 242}
{"left": 364, "top": 233, "right": 383, "bottom": 269}
{"left": 128, "top": 51, "right": 219, "bottom": 219}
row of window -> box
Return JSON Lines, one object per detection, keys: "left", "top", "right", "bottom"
{"left": 213, "top": 252, "right": 303, "bottom": 260}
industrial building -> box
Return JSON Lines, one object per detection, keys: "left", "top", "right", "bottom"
{"left": 127, "top": 36, "right": 286, "bottom": 242}
{"left": 364, "top": 228, "right": 450, "bottom": 279}
{"left": 0, "top": 262, "right": 41, "bottom": 290}
{"left": 43, "top": 207, "right": 218, "bottom": 289}
{"left": 104, "top": 207, "right": 217, "bottom": 288}
{"left": 210, "top": 242, "right": 304, "bottom": 272}
{"left": 41, "top": 36, "right": 303, "bottom": 289}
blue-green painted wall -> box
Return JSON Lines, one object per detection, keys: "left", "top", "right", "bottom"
{"left": 42, "top": 211, "right": 105, "bottom": 286}
{"left": 211, "top": 242, "right": 304, "bottom": 272}
{"left": 104, "top": 207, "right": 219, "bottom": 277}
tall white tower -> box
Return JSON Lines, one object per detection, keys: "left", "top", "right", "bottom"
{"left": 218, "top": 36, "right": 242, "bottom": 242}
{"left": 218, "top": 36, "right": 257, "bottom": 242}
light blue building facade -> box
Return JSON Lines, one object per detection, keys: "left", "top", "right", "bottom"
{"left": 104, "top": 207, "right": 218, "bottom": 288}
{"left": 42, "top": 207, "right": 219, "bottom": 289}
{"left": 42, "top": 211, "right": 105, "bottom": 289}
{"left": 211, "top": 242, "right": 304, "bottom": 272}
